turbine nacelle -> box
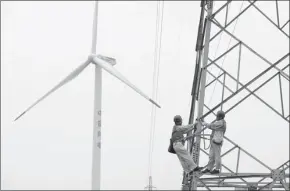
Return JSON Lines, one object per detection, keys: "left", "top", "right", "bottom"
{"left": 89, "top": 54, "right": 116, "bottom": 66}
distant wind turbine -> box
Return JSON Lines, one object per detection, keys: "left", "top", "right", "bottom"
{"left": 14, "top": 1, "right": 160, "bottom": 190}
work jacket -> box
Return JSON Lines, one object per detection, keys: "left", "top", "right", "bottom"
{"left": 204, "top": 119, "right": 226, "bottom": 144}
{"left": 171, "top": 124, "right": 195, "bottom": 143}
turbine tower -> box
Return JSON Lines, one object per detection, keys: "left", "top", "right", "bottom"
{"left": 182, "top": 0, "right": 289, "bottom": 190}
{"left": 14, "top": 1, "right": 160, "bottom": 190}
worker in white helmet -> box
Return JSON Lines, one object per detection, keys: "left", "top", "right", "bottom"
{"left": 171, "top": 115, "right": 203, "bottom": 175}
{"left": 201, "top": 110, "right": 227, "bottom": 174}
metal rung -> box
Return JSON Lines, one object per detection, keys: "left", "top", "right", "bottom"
{"left": 197, "top": 173, "right": 290, "bottom": 180}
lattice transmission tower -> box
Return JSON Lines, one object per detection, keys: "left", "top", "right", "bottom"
{"left": 182, "top": 0, "right": 289, "bottom": 190}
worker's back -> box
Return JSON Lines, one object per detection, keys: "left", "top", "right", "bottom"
{"left": 171, "top": 125, "right": 184, "bottom": 142}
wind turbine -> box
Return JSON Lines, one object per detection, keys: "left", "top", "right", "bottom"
{"left": 14, "top": 1, "right": 161, "bottom": 190}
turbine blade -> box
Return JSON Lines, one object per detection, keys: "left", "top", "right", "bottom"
{"left": 149, "top": 99, "right": 161, "bottom": 108}
{"left": 92, "top": 56, "right": 161, "bottom": 108}
{"left": 14, "top": 59, "right": 91, "bottom": 121}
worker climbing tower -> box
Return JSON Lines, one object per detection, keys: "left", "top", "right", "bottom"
{"left": 183, "top": 0, "right": 289, "bottom": 190}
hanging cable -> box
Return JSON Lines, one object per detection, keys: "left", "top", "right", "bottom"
{"left": 147, "top": 2, "right": 160, "bottom": 181}
{"left": 147, "top": 0, "right": 164, "bottom": 185}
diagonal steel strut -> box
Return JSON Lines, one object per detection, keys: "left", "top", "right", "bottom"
{"left": 201, "top": 53, "right": 289, "bottom": 119}
{"left": 207, "top": 58, "right": 289, "bottom": 123}
{"left": 210, "top": 17, "right": 290, "bottom": 80}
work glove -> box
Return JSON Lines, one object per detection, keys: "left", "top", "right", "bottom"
{"left": 184, "top": 136, "right": 191, "bottom": 141}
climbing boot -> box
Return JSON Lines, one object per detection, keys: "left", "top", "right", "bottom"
{"left": 201, "top": 168, "right": 210, "bottom": 173}
{"left": 194, "top": 166, "right": 203, "bottom": 171}
{"left": 210, "top": 169, "right": 220, "bottom": 174}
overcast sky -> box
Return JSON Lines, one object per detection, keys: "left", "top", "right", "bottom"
{"left": 1, "top": 1, "right": 289, "bottom": 190}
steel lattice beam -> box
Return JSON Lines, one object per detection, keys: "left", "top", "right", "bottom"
{"left": 184, "top": 1, "right": 290, "bottom": 190}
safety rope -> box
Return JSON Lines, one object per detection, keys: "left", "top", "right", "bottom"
{"left": 147, "top": 0, "right": 164, "bottom": 183}
{"left": 203, "top": 127, "right": 211, "bottom": 150}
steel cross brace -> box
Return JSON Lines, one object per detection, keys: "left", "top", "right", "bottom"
{"left": 187, "top": 1, "right": 289, "bottom": 190}
{"left": 197, "top": 182, "right": 285, "bottom": 189}
{"left": 199, "top": 138, "right": 272, "bottom": 173}
{"left": 199, "top": 173, "right": 290, "bottom": 180}
{"left": 209, "top": 17, "right": 289, "bottom": 80}
{"left": 205, "top": 58, "right": 289, "bottom": 122}
{"left": 200, "top": 148, "right": 249, "bottom": 184}
{"left": 196, "top": 135, "right": 289, "bottom": 190}
{"left": 281, "top": 20, "right": 290, "bottom": 30}
{"left": 250, "top": 1, "right": 290, "bottom": 38}
{"left": 221, "top": 64, "right": 289, "bottom": 122}
{"left": 200, "top": 53, "right": 289, "bottom": 120}
{"left": 206, "top": 0, "right": 257, "bottom": 48}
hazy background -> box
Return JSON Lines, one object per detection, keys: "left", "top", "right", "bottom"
{"left": 1, "top": 1, "right": 289, "bottom": 190}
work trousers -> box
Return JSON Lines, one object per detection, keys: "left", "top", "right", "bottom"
{"left": 173, "top": 141, "right": 197, "bottom": 173}
{"left": 206, "top": 141, "right": 222, "bottom": 171}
